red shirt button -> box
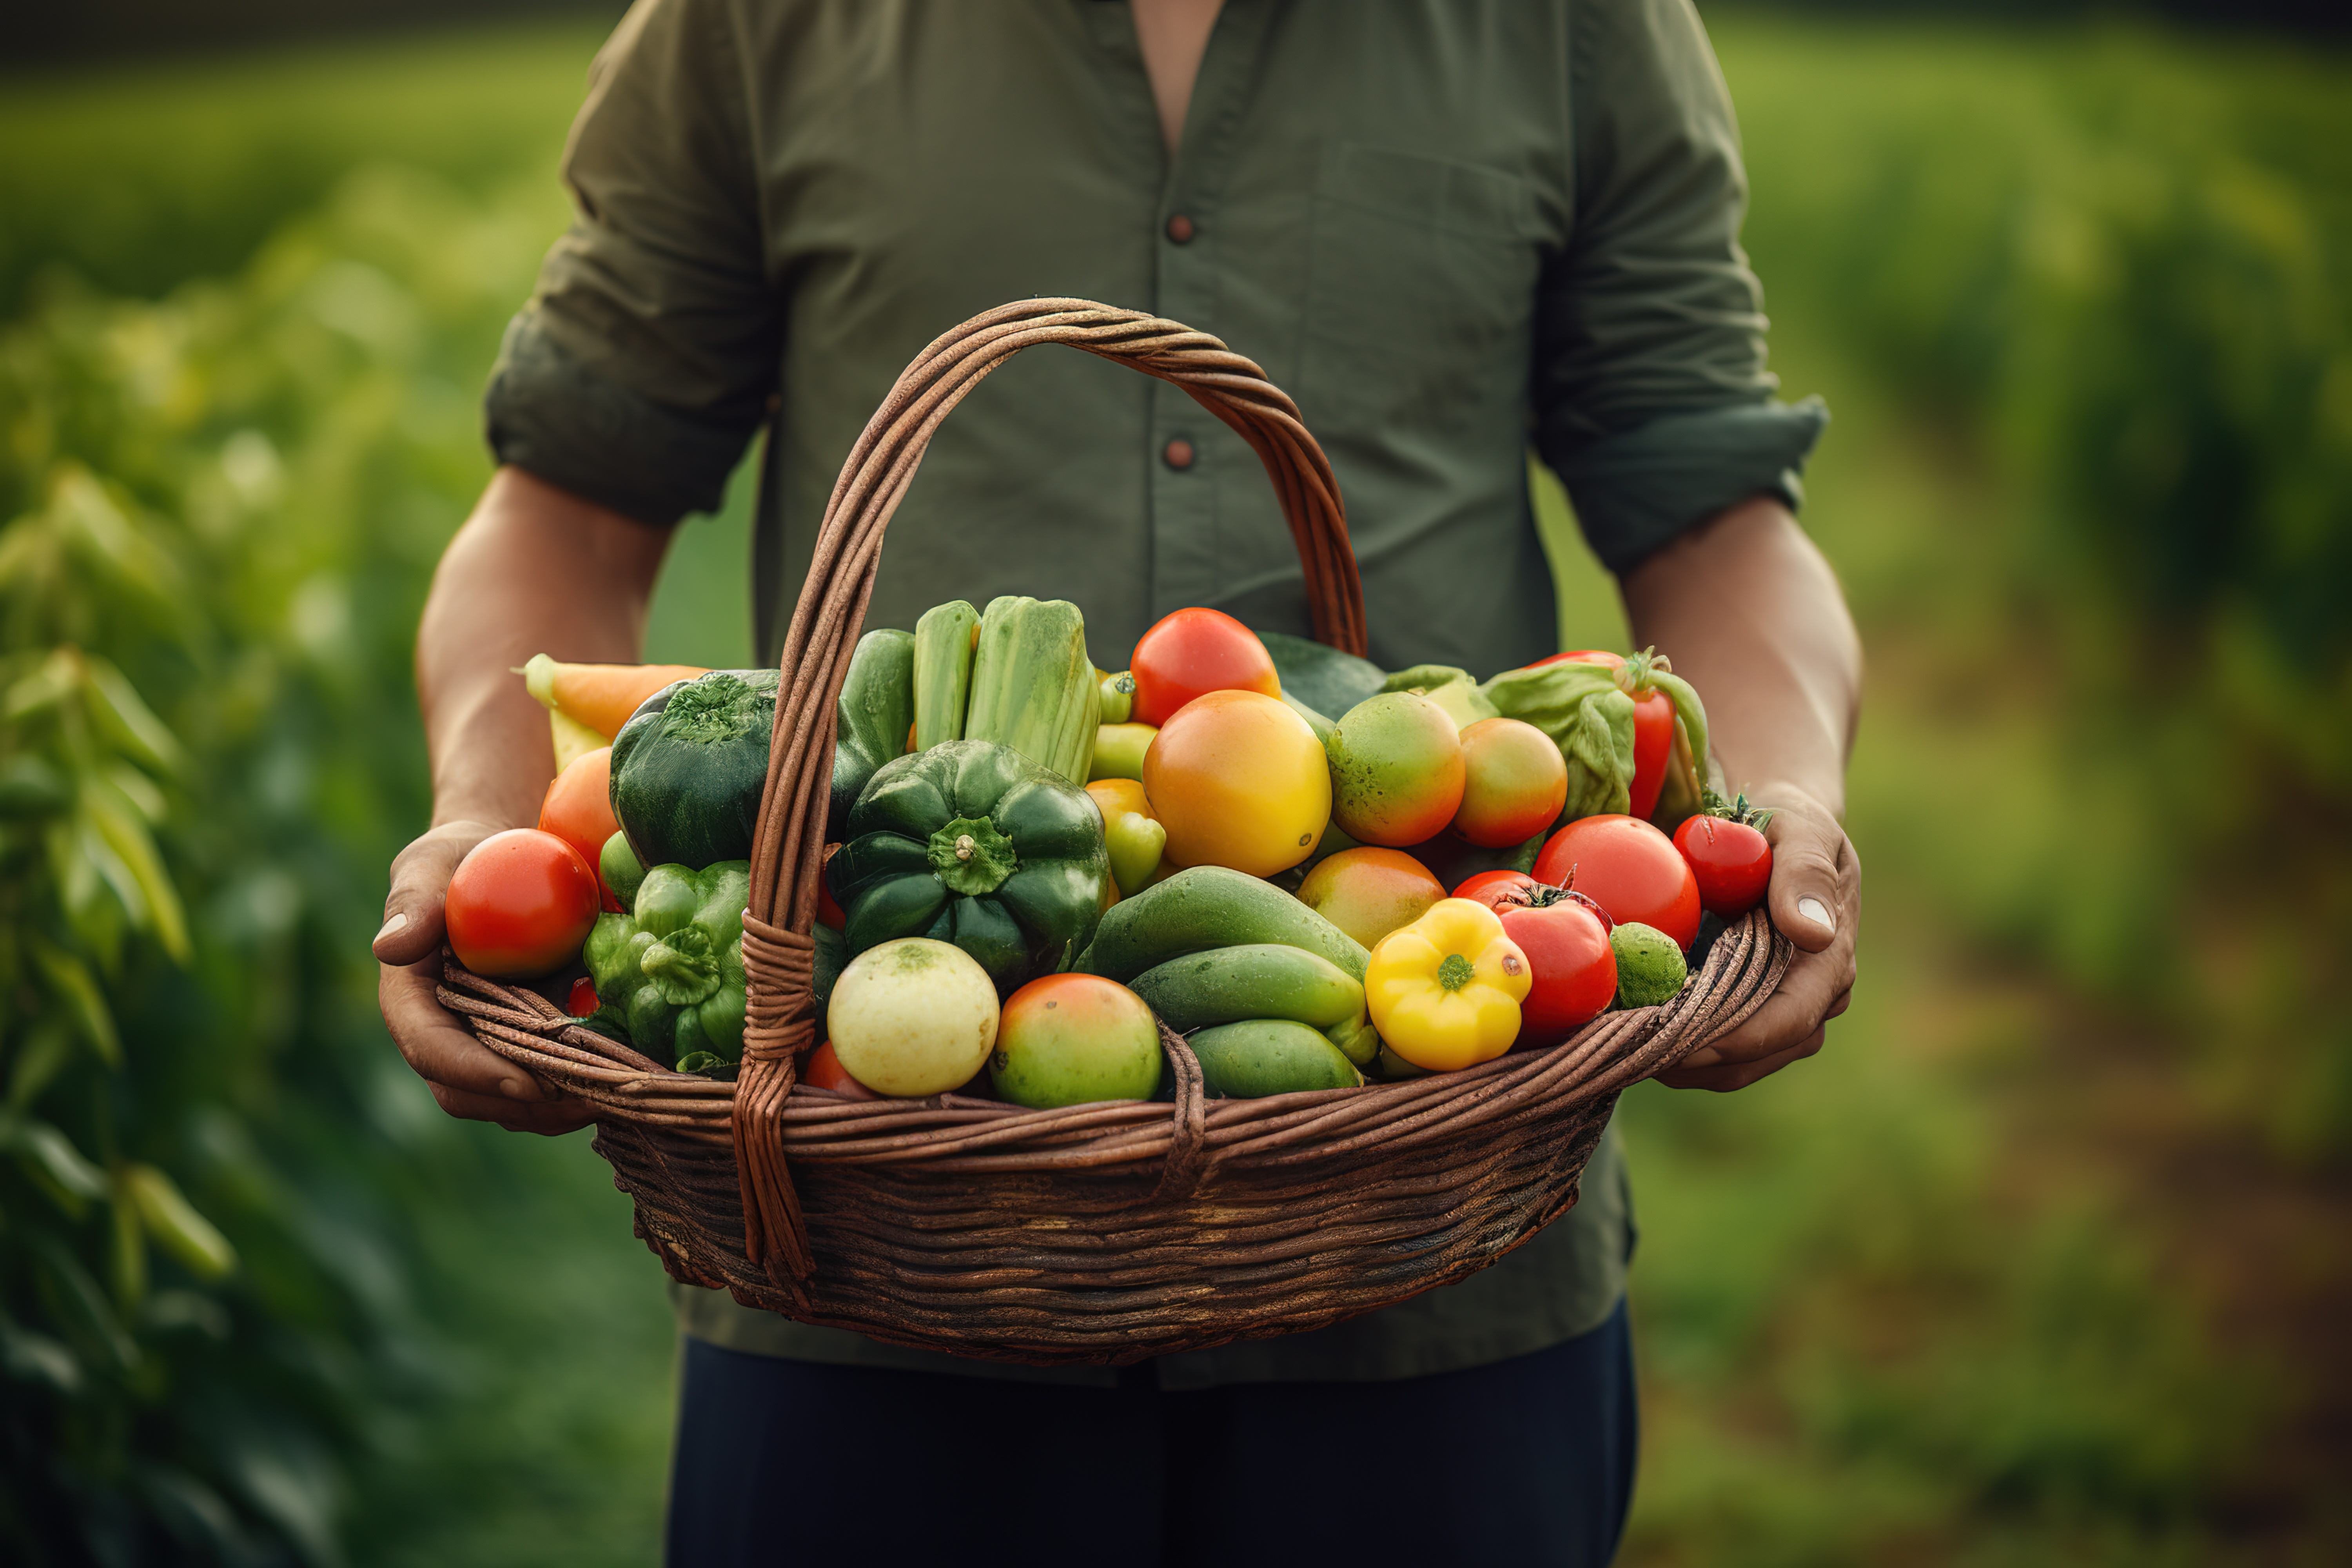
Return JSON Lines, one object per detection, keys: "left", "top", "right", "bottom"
{"left": 1163, "top": 439, "right": 1196, "bottom": 470}
{"left": 1165, "top": 214, "right": 1197, "bottom": 244}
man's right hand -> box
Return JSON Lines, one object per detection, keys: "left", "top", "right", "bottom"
{"left": 375, "top": 468, "right": 670, "bottom": 1136}
{"left": 375, "top": 819, "right": 595, "bottom": 1135}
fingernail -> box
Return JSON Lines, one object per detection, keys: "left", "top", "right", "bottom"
{"left": 1680, "top": 1047, "right": 1722, "bottom": 1069}
{"left": 1797, "top": 896, "right": 1834, "bottom": 934}
{"left": 374, "top": 912, "right": 407, "bottom": 945}
{"left": 500, "top": 1076, "right": 542, "bottom": 1102}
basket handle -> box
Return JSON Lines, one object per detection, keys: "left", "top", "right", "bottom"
{"left": 732, "top": 299, "right": 1368, "bottom": 1285}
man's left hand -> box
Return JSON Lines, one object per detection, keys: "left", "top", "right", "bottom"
{"left": 1655, "top": 783, "right": 1858, "bottom": 1091}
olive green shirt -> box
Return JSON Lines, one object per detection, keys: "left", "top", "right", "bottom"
{"left": 487, "top": 0, "right": 1822, "bottom": 1387}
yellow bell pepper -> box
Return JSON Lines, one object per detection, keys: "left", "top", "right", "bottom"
{"left": 1364, "top": 898, "right": 1532, "bottom": 1071}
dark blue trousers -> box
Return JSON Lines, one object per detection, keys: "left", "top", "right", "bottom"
{"left": 666, "top": 1298, "right": 1637, "bottom": 1567}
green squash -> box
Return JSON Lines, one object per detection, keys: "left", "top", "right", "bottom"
{"left": 610, "top": 668, "right": 779, "bottom": 871}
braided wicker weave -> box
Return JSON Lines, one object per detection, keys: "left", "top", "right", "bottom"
{"left": 443, "top": 299, "right": 1794, "bottom": 1365}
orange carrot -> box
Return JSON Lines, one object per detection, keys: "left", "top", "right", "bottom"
{"left": 520, "top": 655, "right": 710, "bottom": 740}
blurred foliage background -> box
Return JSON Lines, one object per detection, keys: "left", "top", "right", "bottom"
{"left": 0, "top": 7, "right": 2343, "bottom": 1566}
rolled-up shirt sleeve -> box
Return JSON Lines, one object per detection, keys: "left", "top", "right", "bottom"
{"left": 1535, "top": 0, "right": 1826, "bottom": 574}
{"left": 485, "top": 0, "right": 778, "bottom": 525}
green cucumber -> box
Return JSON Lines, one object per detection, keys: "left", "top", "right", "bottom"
{"left": 1187, "top": 1019, "right": 1363, "bottom": 1098}
{"left": 1130, "top": 944, "right": 1363, "bottom": 1034}
{"left": 1260, "top": 630, "right": 1386, "bottom": 722}
{"left": 1077, "top": 866, "right": 1369, "bottom": 983}
{"left": 913, "top": 600, "right": 980, "bottom": 751}
{"left": 829, "top": 628, "right": 916, "bottom": 837}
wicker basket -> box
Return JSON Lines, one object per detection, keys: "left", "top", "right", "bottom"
{"left": 443, "top": 299, "right": 1793, "bottom": 1366}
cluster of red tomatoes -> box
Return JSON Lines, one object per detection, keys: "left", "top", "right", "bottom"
{"left": 1450, "top": 806, "right": 1773, "bottom": 1042}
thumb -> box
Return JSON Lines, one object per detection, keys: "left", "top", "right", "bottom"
{"left": 1760, "top": 795, "right": 1849, "bottom": 955}
{"left": 374, "top": 820, "right": 499, "bottom": 966}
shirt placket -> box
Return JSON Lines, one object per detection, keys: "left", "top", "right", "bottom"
{"left": 1123, "top": 0, "right": 1277, "bottom": 622}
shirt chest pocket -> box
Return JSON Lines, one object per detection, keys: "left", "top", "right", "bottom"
{"left": 1297, "top": 142, "right": 1541, "bottom": 441}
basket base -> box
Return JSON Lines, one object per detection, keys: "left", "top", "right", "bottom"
{"left": 595, "top": 1093, "right": 1614, "bottom": 1367}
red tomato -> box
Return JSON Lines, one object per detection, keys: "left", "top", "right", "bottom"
{"left": 1674, "top": 814, "right": 1773, "bottom": 917}
{"left": 1522, "top": 652, "right": 1675, "bottom": 820}
{"left": 802, "top": 1039, "right": 879, "bottom": 1100}
{"left": 1499, "top": 896, "right": 1618, "bottom": 1044}
{"left": 446, "top": 828, "right": 601, "bottom": 979}
{"left": 1129, "top": 607, "right": 1279, "bottom": 727}
{"left": 538, "top": 747, "right": 624, "bottom": 913}
{"left": 1532, "top": 815, "right": 1700, "bottom": 949}
{"left": 1454, "top": 869, "right": 1543, "bottom": 912}
{"left": 565, "top": 976, "right": 599, "bottom": 1018}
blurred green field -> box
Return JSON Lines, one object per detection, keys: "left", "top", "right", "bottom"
{"left": 2, "top": 10, "right": 2345, "bottom": 1566}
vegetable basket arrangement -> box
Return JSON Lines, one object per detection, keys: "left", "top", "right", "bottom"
{"left": 440, "top": 300, "right": 1792, "bottom": 1365}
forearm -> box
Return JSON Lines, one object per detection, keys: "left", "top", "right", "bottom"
{"left": 416, "top": 466, "right": 672, "bottom": 828}
{"left": 1621, "top": 496, "right": 1860, "bottom": 815}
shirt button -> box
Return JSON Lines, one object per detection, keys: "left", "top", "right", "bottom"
{"left": 1163, "top": 438, "right": 1196, "bottom": 470}
{"left": 1165, "top": 214, "right": 1196, "bottom": 245}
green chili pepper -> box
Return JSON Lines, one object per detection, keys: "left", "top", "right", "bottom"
{"left": 1098, "top": 669, "right": 1135, "bottom": 726}
{"left": 584, "top": 861, "right": 751, "bottom": 1065}
{"left": 1103, "top": 809, "right": 1167, "bottom": 899}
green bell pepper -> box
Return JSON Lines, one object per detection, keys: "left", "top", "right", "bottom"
{"left": 828, "top": 739, "right": 1108, "bottom": 993}
{"left": 583, "top": 860, "right": 751, "bottom": 1067}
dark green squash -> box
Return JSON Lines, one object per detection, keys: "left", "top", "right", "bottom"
{"left": 610, "top": 668, "right": 779, "bottom": 871}
{"left": 1259, "top": 630, "right": 1386, "bottom": 721}
{"left": 828, "top": 628, "right": 916, "bottom": 839}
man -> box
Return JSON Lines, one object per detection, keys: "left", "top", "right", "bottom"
{"left": 375, "top": 1, "right": 1861, "bottom": 1561}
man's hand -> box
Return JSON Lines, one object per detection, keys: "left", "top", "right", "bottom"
{"left": 377, "top": 468, "right": 670, "bottom": 1134}
{"left": 1655, "top": 784, "right": 1858, "bottom": 1091}
{"left": 375, "top": 819, "right": 593, "bottom": 1135}
{"left": 1622, "top": 495, "right": 1865, "bottom": 1094}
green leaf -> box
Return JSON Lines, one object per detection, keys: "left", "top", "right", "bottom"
{"left": 125, "top": 1163, "right": 238, "bottom": 1280}
{"left": 3, "top": 647, "right": 81, "bottom": 724}
{"left": 112, "top": 1181, "right": 149, "bottom": 1309}
{"left": 6, "top": 1014, "right": 78, "bottom": 1108}
{"left": 29, "top": 935, "right": 122, "bottom": 1067}
{"left": 83, "top": 773, "right": 191, "bottom": 963}
{"left": 83, "top": 653, "right": 186, "bottom": 778}
{"left": 32, "top": 1232, "right": 139, "bottom": 1372}
{"left": 0, "top": 754, "right": 71, "bottom": 818}
{"left": 0, "top": 1107, "right": 110, "bottom": 1201}
{"left": 0, "top": 1313, "right": 83, "bottom": 1393}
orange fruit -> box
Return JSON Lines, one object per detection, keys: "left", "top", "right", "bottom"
{"left": 1296, "top": 848, "right": 1449, "bottom": 949}
{"left": 1452, "top": 718, "right": 1568, "bottom": 848}
{"left": 1143, "top": 690, "right": 1330, "bottom": 878}
{"left": 1326, "top": 693, "right": 1465, "bottom": 847}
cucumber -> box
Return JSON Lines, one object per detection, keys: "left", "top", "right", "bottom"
{"left": 828, "top": 628, "right": 916, "bottom": 837}
{"left": 913, "top": 600, "right": 980, "bottom": 751}
{"left": 1187, "top": 1019, "right": 1363, "bottom": 1098}
{"left": 1260, "top": 630, "right": 1386, "bottom": 722}
{"left": 965, "top": 596, "right": 1093, "bottom": 779}
{"left": 1076, "top": 866, "right": 1370, "bottom": 983}
{"left": 1130, "top": 944, "right": 1365, "bottom": 1034}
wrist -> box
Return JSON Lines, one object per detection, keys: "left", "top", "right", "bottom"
{"left": 1740, "top": 776, "right": 1845, "bottom": 824}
